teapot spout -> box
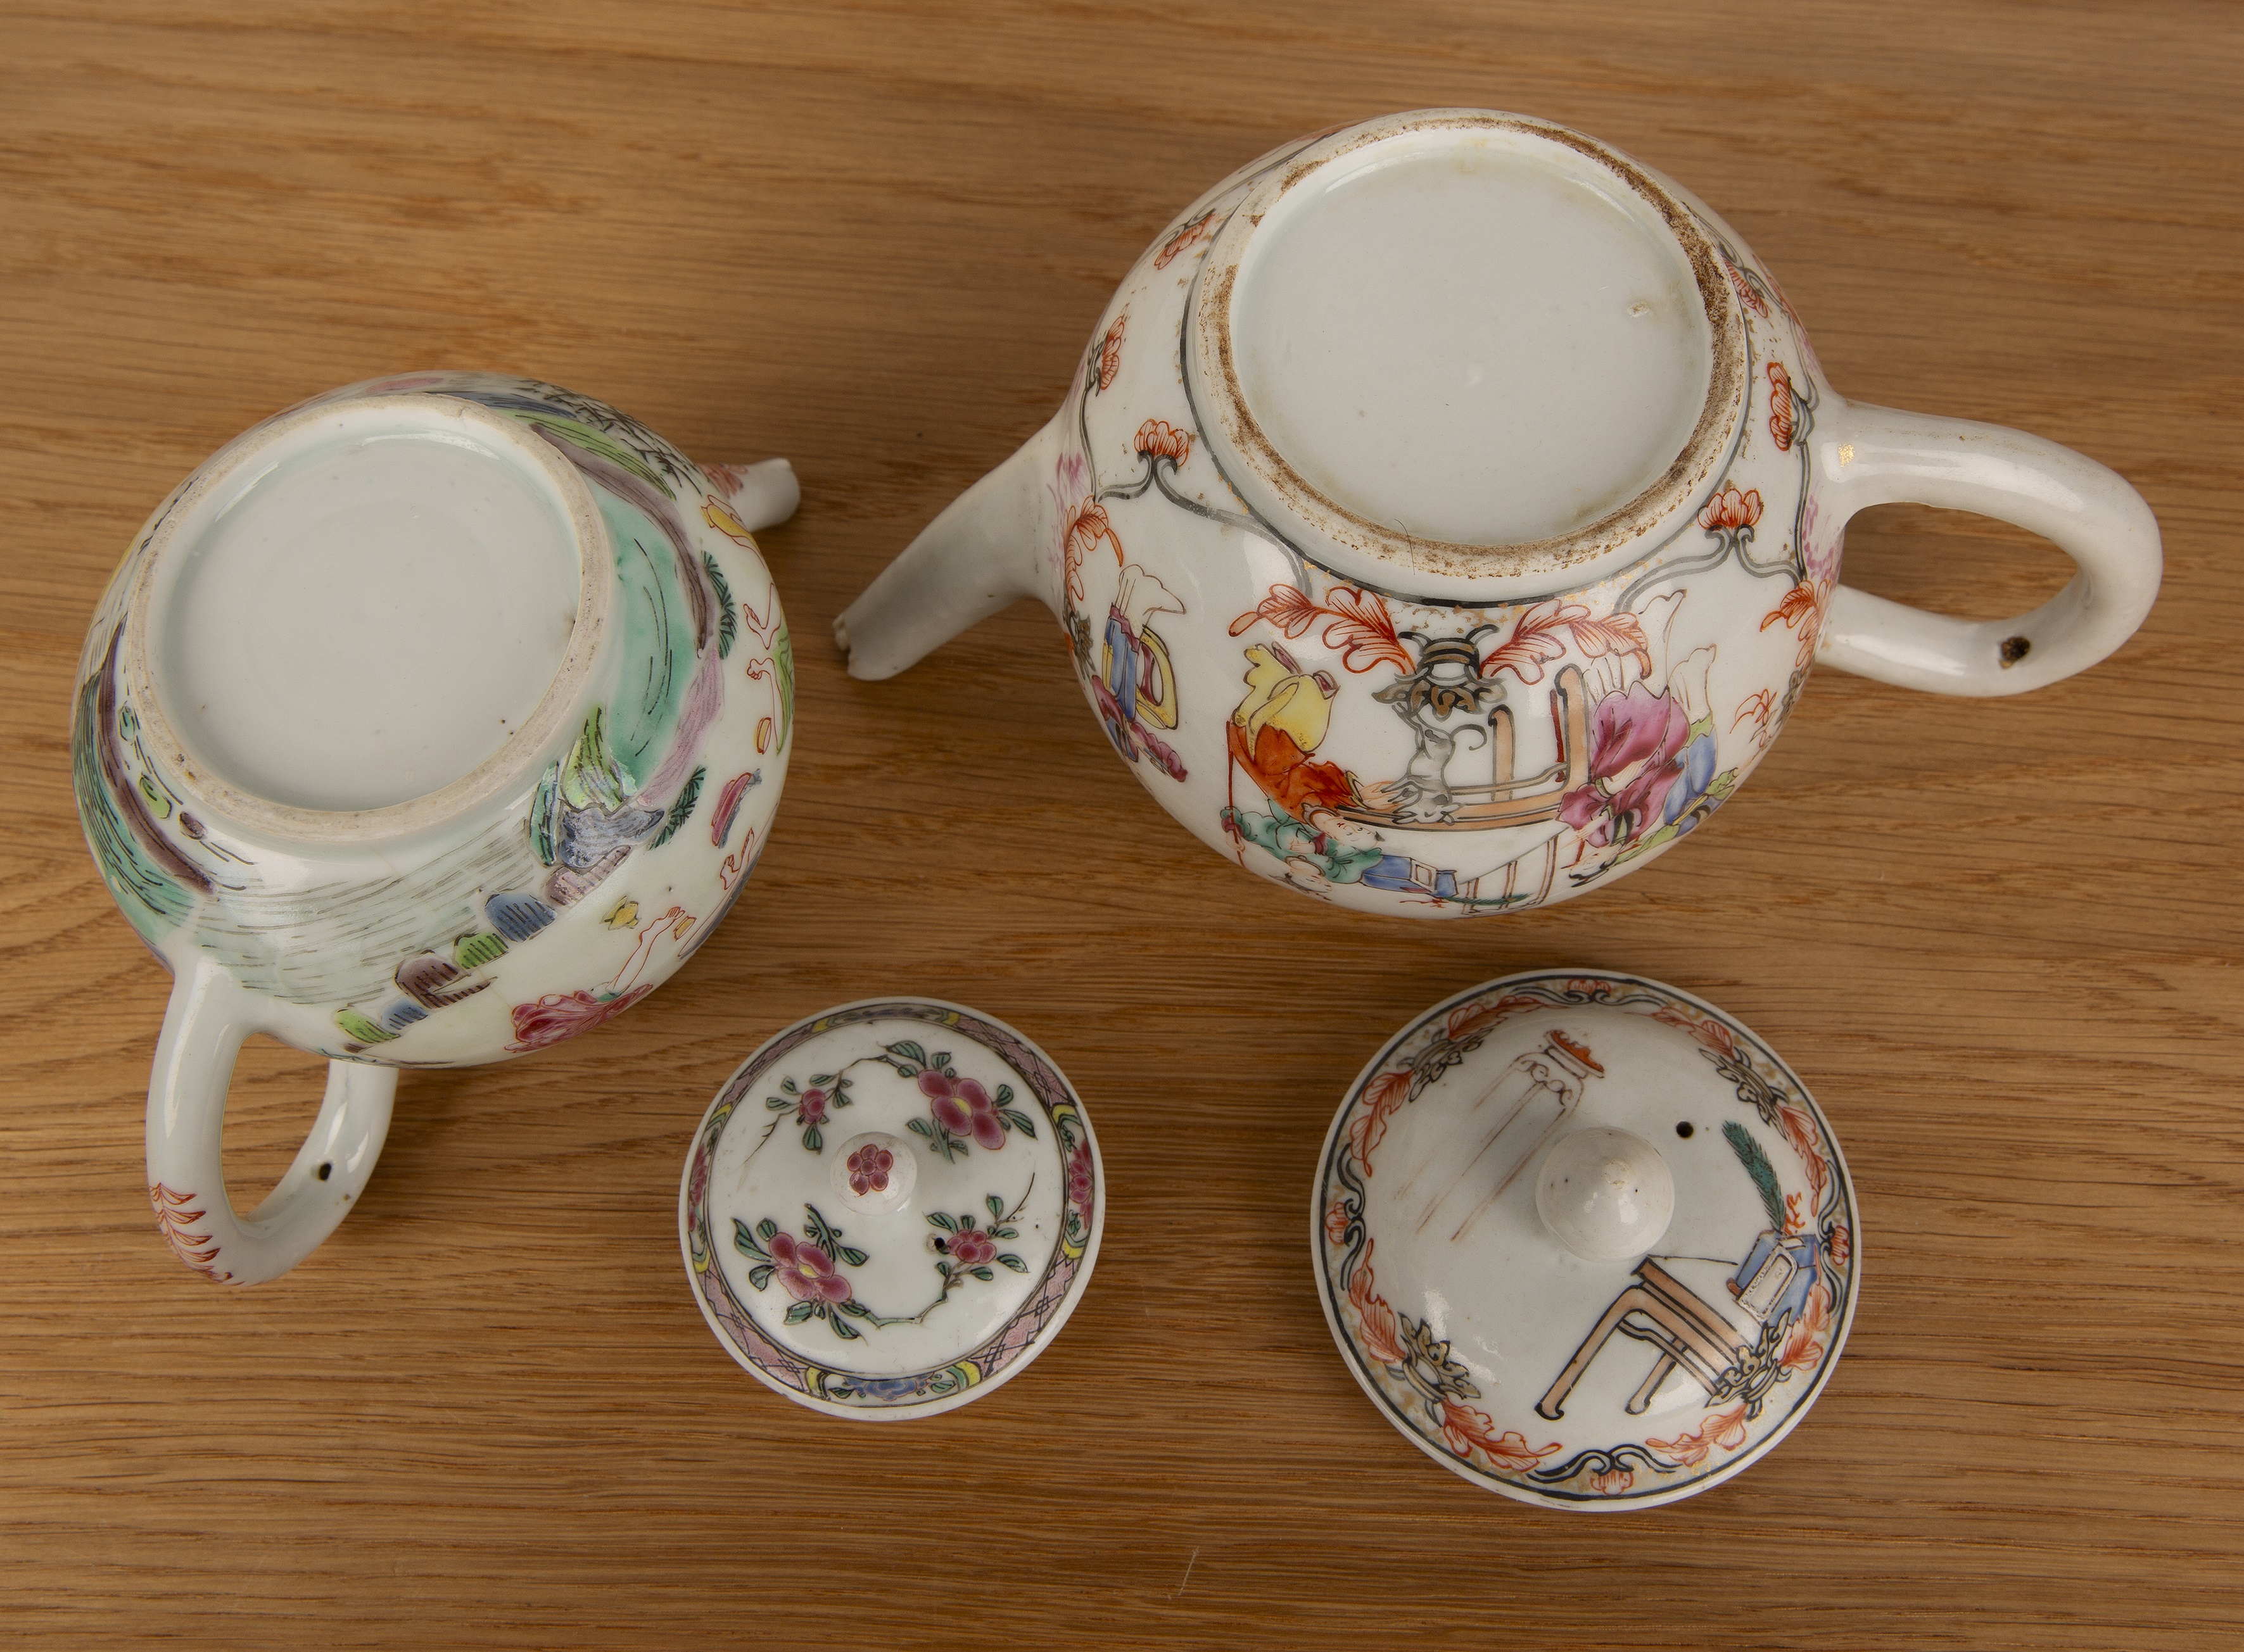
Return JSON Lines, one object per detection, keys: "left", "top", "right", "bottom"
{"left": 707, "top": 457, "right": 800, "bottom": 533}
{"left": 837, "top": 419, "right": 1059, "bottom": 681}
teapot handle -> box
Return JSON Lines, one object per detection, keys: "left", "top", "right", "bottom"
{"left": 145, "top": 957, "right": 396, "bottom": 1285}
{"left": 1811, "top": 403, "right": 2160, "bottom": 695}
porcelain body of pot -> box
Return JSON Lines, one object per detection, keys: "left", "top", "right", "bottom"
{"left": 840, "top": 110, "right": 2162, "bottom": 918}
{"left": 73, "top": 371, "right": 800, "bottom": 1282}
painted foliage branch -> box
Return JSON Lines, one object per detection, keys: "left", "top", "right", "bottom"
{"left": 1228, "top": 584, "right": 1410, "bottom": 673}
{"left": 1480, "top": 600, "right": 1652, "bottom": 685}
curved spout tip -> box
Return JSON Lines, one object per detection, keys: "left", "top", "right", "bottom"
{"left": 836, "top": 420, "right": 1060, "bottom": 681}
{"left": 710, "top": 457, "right": 799, "bottom": 534}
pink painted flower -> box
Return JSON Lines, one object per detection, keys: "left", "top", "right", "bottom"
{"left": 943, "top": 1228, "right": 998, "bottom": 1268}
{"left": 1558, "top": 683, "right": 1691, "bottom": 848}
{"left": 1067, "top": 1140, "right": 1096, "bottom": 1209}
{"left": 847, "top": 1144, "right": 893, "bottom": 1196}
{"left": 768, "top": 1232, "right": 851, "bottom": 1304}
{"left": 920, "top": 1072, "right": 1006, "bottom": 1151}
{"left": 506, "top": 985, "right": 654, "bottom": 1052}
{"left": 1697, "top": 485, "right": 1763, "bottom": 534}
{"left": 796, "top": 1088, "right": 829, "bottom": 1126}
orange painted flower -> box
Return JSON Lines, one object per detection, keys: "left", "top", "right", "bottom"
{"left": 1324, "top": 1198, "right": 1353, "bottom": 1246}
{"left": 1155, "top": 210, "right": 1217, "bottom": 269}
{"left": 1061, "top": 498, "right": 1124, "bottom": 602}
{"left": 1725, "top": 259, "right": 1770, "bottom": 318}
{"left": 1133, "top": 419, "right": 1193, "bottom": 465}
{"left": 1590, "top": 1466, "right": 1635, "bottom": 1496}
{"left": 1825, "top": 1222, "right": 1851, "bottom": 1268}
{"left": 1767, "top": 361, "right": 1797, "bottom": 451}
{"left": 1761, "top": 581, "right": 1820, "bottom": 633}
{"left": 1437, "top": 1401, "right": 1562, "bottom": 1472}
{"left": 1698, "top": 486, "right": 1763, "bottom": 533}
{"left": 1096, "top": 313, "right": 1126, "bottom": 392}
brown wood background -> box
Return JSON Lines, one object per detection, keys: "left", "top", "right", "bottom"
{"left": 3, "top": 3, "right": 2239, "bottom": 1646}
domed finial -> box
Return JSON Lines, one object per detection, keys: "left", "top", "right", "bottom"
{"left": 1535, "top": 1126, "right": 1675, "bottom": 1262}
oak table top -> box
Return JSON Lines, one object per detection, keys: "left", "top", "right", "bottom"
{"left": 2, "top": 3, "right": 2239, "bottom": 1646}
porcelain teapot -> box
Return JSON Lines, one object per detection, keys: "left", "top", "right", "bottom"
{"left": 73, "top": 372, "right": 798, "bottom": 1282}
{"left": 839, "top": 110, "right": 2160, "bottom": 916}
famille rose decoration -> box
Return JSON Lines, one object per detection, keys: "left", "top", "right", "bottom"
{"left": 839, "top": 108, "right": 2162, "bottom": 917}
{"left": 682, "top": 999, "right": 1103, "bottom": 1418}
{"left": 73, "top": 372, "right": 800, "bottom": 1285}
{"left": 1313, "top": 971, "right": 1858, "bottom": 1509}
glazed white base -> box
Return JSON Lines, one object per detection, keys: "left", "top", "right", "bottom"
{"left": 149, "top": 400, "right": 586, "bottom": 813}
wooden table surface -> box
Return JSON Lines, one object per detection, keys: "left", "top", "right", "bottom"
{"left": 3, "top": 3, "right": 2239, "bottom": 1646}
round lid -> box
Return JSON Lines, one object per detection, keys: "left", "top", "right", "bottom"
{"left": 682, "top": 999, "right": 1103, "bottom": 1418}
{"left": 1312, "top": 971, "right": 1858, "bottom": 1508}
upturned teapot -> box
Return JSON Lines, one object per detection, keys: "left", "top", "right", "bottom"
{"left": 73, "top": 372, "right": 798, "bottom": 1282}
{"left": 839, "top": 110, "right": 2160, "bottom": 916}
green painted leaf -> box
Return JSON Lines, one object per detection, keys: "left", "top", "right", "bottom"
{"left": 783, "top": 1301, "right": 815, "bottom": 1325}
{"left": 757, "top": 1217, "right": 779, "bottom": 1240}
{"left": 802, "top": 1125, "right": 821, "bottom": 1152}
{"left": 452, "top": 931, "right": 507, "bottom": 971}
{"left": 992, "top": 1226, "right": 1017, "bottom": 1240}
{"left": 839, "top": 1246, "right": 868, "bottom": 1268}
{"left": 333, "top": 1008, "right": 396, "bottom": 1046}
{"left": 782, "top": 1077, "right": 799, "bottom": 1093}
{"left": 969, "top": 1267, "right": 993, "bottom": 1282}
{"left": 830, "top": 1315, "right": 861, "bottom": 1340}
{"left": 930, "top": 1052, "right": 949, "bottom": 1070}
{"left": 747, "top": 1264, "right": 775, "bottom": 1292}
{"left": 885, "top": 1040, "right": 928, "bottom": 1068}
{"left": 766, "top": 1095, "right": 792, "bottom": 1111}
{"left": 986, "top": 1195, "right": 1005, "bottom": 1221}
{"left": 1001, "top": 1109, "right": 1037, "bottom": 1139}
{"left": 1723, "top": 1119, "right": 1787, "bottom": 1233}
{"left": 734, "top": 1218, "right": 767, "bottom": 1258}
{"left": 995, "top": 1084, "right": 1014, "bottom": 1106}
{"left": 998, "top": 1254, "right": 1027, "bottom": 1273}
{"left": 808, "top": 1073, "right": 834, "bottom": 1085}
{"left": 929, "top": 1211, "right": 957, "bottom": 1230}
{"left": 773, "top": 620, "right": 794, "bottom": 752}
{"left": 704, "top": 552, "right": 738, "bottom": 659}
{"left": 505, "top": 410, "right": 674, "bottom": 496}
{"left": 652, "top": 766, "right": 705, "bottom": 848}
{"left": 907, "top": 1118, "right": 933, "bottom": 1138}
{"left": 837, "top": 1297, "right": 872, "bottom": 1318}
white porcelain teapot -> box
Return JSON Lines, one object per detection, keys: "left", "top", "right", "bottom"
{"left": 74, "top": 372, "right": 798, "bottom": 1282}
{"left": 840, "top": 110, "right": 2160, "bottom": 916}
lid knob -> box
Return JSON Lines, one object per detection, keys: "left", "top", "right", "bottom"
{"left": 1535, "top": 1126, "right": 1674, "bottom": 1262}
{"left": 830, "top": 1132, "right": 916, "bottom": 1214}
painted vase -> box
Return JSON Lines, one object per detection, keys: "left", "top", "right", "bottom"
{"left": 839, "top": 110, "right": 2162, "bottom": 917}
{"left": 73, "top": 372, "right": 799, "bottom": 1283}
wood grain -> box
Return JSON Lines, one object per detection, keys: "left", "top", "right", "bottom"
{"left": 2, "top": 3, "right": 2239, "bottom": 1646}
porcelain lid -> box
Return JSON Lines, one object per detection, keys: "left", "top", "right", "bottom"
{"left": 683, "top": 998, "right": 1102, "bottom": 1418}
{"left": 1312, "top": 971, "right": 1858, "bottom": 1508}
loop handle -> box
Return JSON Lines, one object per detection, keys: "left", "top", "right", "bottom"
{"left": 1812, "top": 402, "right": 2160, "bottom": 696}
{"left": 146, "top": 959, "right": 396, "bottom": 1285}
